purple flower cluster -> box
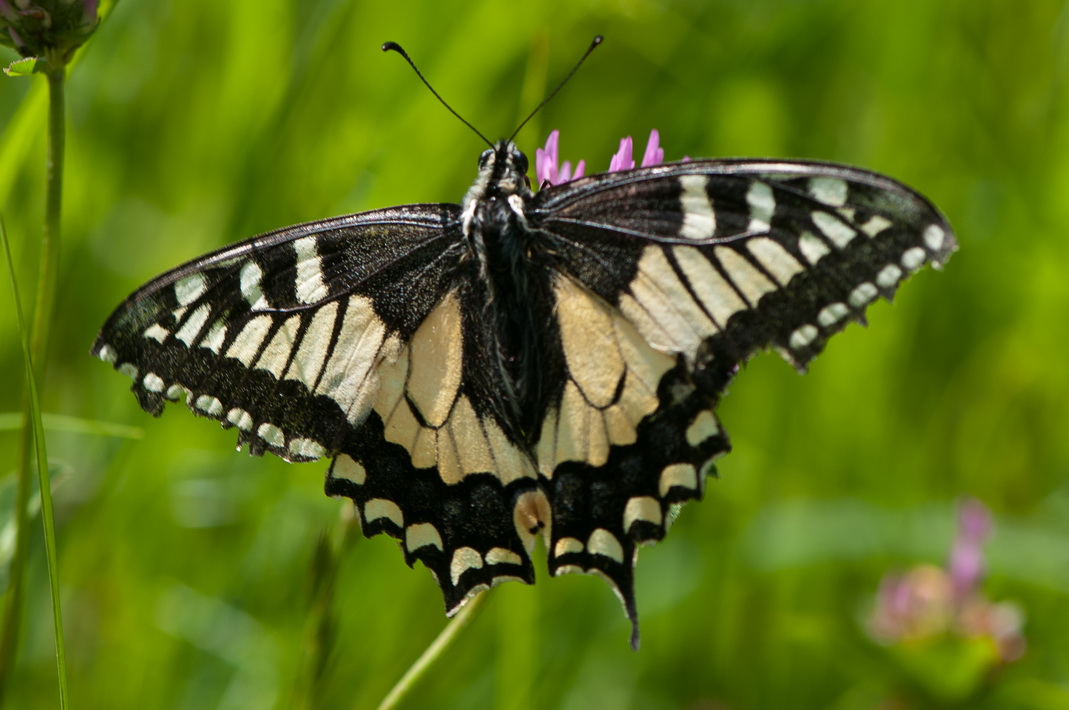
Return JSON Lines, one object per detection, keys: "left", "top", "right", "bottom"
{"left": 535, "top": 129, "right": 671, "bottom": 187}
{"left": 868, "top": 499, "right": 1025, "bottom": 664}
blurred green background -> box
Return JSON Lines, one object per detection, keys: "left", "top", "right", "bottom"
{"left": 2, "top": 1, "right": 1068, "bottom": 708}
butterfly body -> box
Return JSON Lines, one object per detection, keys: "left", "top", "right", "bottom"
{"left": 460, "top": 141, "right": 556, "bottom": 444}
{"left": 94, "top": 135, "right": 955, "bottom": 648}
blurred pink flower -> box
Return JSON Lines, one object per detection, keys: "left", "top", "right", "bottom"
{"left": 949, "top": 497, "right": 992, "bottom": 600}
{"left": 868, "top": 498, "right": 1024, "bottom": 664}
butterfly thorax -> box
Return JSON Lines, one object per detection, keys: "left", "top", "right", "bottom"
{"left": 460, "top": 140, "right": 553, "bottom": 443}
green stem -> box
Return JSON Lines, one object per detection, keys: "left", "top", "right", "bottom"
{"left": 37, "top": 68, "right": 65, "bottom": 361}
{"left": 0, "top": 65, "right": 67, "bottom": 706}
{"left": 374, "top": 593, "right": 488, "bottom": 710}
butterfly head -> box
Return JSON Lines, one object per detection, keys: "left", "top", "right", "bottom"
{"left": 461, "top": 140, "right": 534, "bottom": 238}
{"left": 476, "top": 140, "right": 531, "bottom": 195}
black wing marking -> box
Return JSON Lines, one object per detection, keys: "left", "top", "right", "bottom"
{"left": 93, "top": 205, "right": 462, "bottom": 461}
{"left": 526, "top": 160, "right": 956, "bottom": 645}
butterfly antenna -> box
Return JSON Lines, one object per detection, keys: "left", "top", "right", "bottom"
{"left": 383, "top": 41, "right": 494, "bottom": 148}
{"left": 508, "top": 35, "right": 603, "bottom": 142}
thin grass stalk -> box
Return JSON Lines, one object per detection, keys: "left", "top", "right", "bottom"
{"left": 374, "top": 592, "right": 488, "bottom": 710}
{"left": 0, "top": 64, "right": 67, "bottom": 706}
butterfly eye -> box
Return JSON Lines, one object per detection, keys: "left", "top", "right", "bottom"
{"left": 513, "top": 151, "right": 529, "bottom": 175}
{"left": 478, "top": 149, "right": 494, "bottom": 168}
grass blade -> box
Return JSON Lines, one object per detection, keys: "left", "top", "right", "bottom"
{"left": 1, "top": 215, "right": 69, "bottom": 708}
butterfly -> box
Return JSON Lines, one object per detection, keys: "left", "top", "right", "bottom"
{"left": 93, "top": 47, "right": 956, "bottom": 650}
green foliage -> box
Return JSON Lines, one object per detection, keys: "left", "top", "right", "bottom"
{"left": 2, "top": 0, "right": 1067, "bottom": 707}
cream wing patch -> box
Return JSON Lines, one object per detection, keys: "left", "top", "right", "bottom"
{"left": 619, "top": 247, "right": 720, "bottom": 356}
{"left": 373, "top": 290, "right": 535, "bottom": 486}
{"left": 538, "top": 276, "right": 674, "bottom": 475}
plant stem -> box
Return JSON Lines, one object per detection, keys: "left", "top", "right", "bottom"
{"left": 374, "top": 593, "right": 488, "bottom": 710}
{"left": 0, "top": 64, "right": 67, "bottom": 705}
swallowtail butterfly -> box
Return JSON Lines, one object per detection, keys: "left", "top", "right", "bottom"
{"left": 93, "top": 46, "right": 956, "bottom": 649}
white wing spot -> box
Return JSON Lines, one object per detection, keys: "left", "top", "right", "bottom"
{"left": 901, "top": 246, "right": 926, "bottom": 272}
{"left": 587, "top": 528, "right": 625, "bottom": 563}
{"left": 679, "top": 174, "right": 716, "bottom": 240}
{"left": 226, "top": 408, "right": 253, "bottom": 431}
{"left": 143, "top": 373, "right": 165, "bottom": 393}
{"left": 405, "top": 523, "right": 443, "bottom": 552}
{"left": 175, "top": 304, "right": 211, "bottom": 346}
{"left": 799, "top": 232, "right": 831, "bottom": 264}
{"left": 174, "top": 273, "right": 207, "bottom": 306}
{"left": 118, "top": 363, "right": 139, "bottom": 379}
{"left": 623, "top": 496, "right": 663, "bottom": 531}
{"left": 240, "top": 261, "right": 269, "bottom": 311}
{"left": 450, "top": 547, "right": 484, "bottom": 586}
{"left": 812, "top": 211, "right": 856, "bottom": 248}
{"left": 143, "top": 323, "right": 170, "bottom": 343}
{"left": 808, "top": 177, "right": 848, "bottom": 207}
{"left": 861, "top": 215, "right": 893, "bottom": 237}
{"left": 257, "top": 422, "right": 285, "bottom": 447}
{"left": 924, "top": 224, "right": 946, "bottom": 251}
{"left": 332, "top": 454, "right": 366, "bottom": 485}
{"left": 195, "top": 395, "right": 224, "bottom": 417}
{"left": 789, "top": 324, "right": 819, "bottom": 350}
{"left": 746, "top": 181, "right": 775, "bottom": 233}
{"left": 659, "top": 462, "right": 698, "bottom": 498}
{"left": 167, "top": 384, "right": 190, "bottom": 401}
{"left": 553, "top": 537, "right": 584, "bottom": 557}
{"left": 685, "top": 410, "right": 719, "bottom": 446}
{"left": 365, "top": 499, "right": 403, "bottom": 528}
{"left": 294, "top": 236, "right": 329, "bottom": 304}
{"left": 200, "top": 320, "right": 227, "bottom": 353}
{"left": 817, "top": 302, "right": 850, "bottom": 327}
{"left": 555, "top": 564, "right": 585, "bottom": 577}
{"left": 848, "top": 282, "right": 879, "bottom": 308}
{"left": 98, "top": 344, "right": 118, "bottom": 364}
{"left": 876, "top": 264, "right": 903, "bottom": 289}
{"left": 486, "top": 547, "right": 523, "bottom": 566}
{"left": 288, "top": 438, "right": 326, "bottom": 459}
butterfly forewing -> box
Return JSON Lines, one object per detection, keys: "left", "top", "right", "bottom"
{"left": 93, "top": 205, "right": 464, "bottom": 461}
{"left": 534, "top": 160, "right": 954, "bottom": 372}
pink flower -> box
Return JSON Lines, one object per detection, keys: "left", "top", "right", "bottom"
{"left": 609, "top": 136, "right": 634, "bottom": 172}
{"left": 535, "top": 129, "right": 670, "bottom": 188}
{"left": 867, "top": 499, "right": 1025, "bottom": 664}
{"left": 641, "top": 129, "right": 664, "bottom": 167}
{"left": 949, "top": 497, "right": 992, "bottom": 600}
{"left": 535, "top": 130, "right": 585, "bottom": 187}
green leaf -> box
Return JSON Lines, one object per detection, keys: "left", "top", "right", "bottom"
{"left": 3, "top": 57, "right": 41, "bottom": 77}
